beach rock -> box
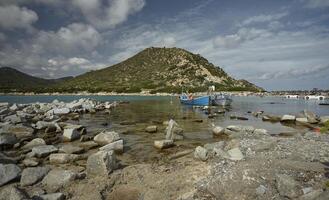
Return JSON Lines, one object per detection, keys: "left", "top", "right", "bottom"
{"left": 99, "top": 139, "right": 124, "bottom": 153}
{"left": 0, "top": 152, "right": 17, "bottom": 164}
{"left": 0, "top": 133, "right": 18, "bottom": 147}
{"left": 38, "top": 193, "right": 65, "bottom": 200}
{"left": 262, "top": 114, "right": 281, "bottom": 122}
{"left": 253, "top": 128, "right": 268, "bottom": 135}
{"left": 304, "top": 110, "right": 319, "bottom": 124}
{"left": 59, "top": 145, "right": 84, "bottom": 154}
{"left": 62, "top": 128, "right": 80, "bottom": 142}
{"left": 22, "top": 158, "right": 39, "bottom": 167}
{"left": 165, "top": 119, "right": 179, "bottom": 140}
{"left": 154, "top": 140, "right": 174, "bottom": 149}
{"left": 6, "top": 125, "right": 34, "bottom": 139}
{"left": 79, "top": 141, "right": 99, "bottom": 150}
{"left": 255, "top": 185, "right": 267, "bottom": 196}
{"left": 212, "top": 126, "right": 224, "bottom": 136}
{"left": 32, "top": 145, "right": 58, "bottom": 158}
{"left": 194, "top": 146, "right": 208, "bottom": 161}
{"left": 42, "top": 169, "right": 77, "bottom": 192}
{"left": 86, "top": 150, "right": 116, "bottom": 177}
{"left": 9, "top": 104, "right": 19, "bottom": 111}
{"left": 204, "top": 141, "right": 225, "bottom": 152}
{"left": 276, "top": 174, "right": 301, "bottom": 198}
{"left": 296, "top": 117, "right": 308, "bottom": 124}
{"left": 145, "top": 125, "right": 157, "bottom": 133}
{"left": 0, "top": 107, "right": 10, "bottom": 115}
{"left": 4, "top": 114, "right": 22, "bottom": 124}
{"left": 20, "top": 166, "right": 50, "bottom": 186}
{"left": 35, "top": 121, "right": 61, "bottom": 132}
{"left": 93, "top": 131, "right": 120, "bottom": 145}
{"left": 320, "top": 116, "right": 329, "bottom": 124}
{"left": 49, "top": 153, "right": 79, "bottom": 164}
{"left": 281, "top": 115, "right": 296, "bottom": 122}
{"left": 0, "top": 164, "right": 21, "bottom": 186}
{"left": 227, "top": 148, "right": 244, "bottom": 161}
{"left": 21, "top": 138, "right": 46, "bottom": 150}
{"left": 0, "top": 185, "right": 28, "bottom": 200}
{"left": 53, "top": 108, "right": 70, "bottom": 115}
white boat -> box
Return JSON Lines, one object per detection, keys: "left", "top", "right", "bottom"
{"left": 285, "top": 95, "right": 299, "bottom": 99}
{"left": 304, "top": 95, "right": 325, "bottom": 100}
{"left": 211, "top": 93, "right": 233, "bottom": 106}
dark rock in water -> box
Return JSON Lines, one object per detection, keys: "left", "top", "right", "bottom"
{"left": 278, "top": 131, "right": 299, "bottom": 137}
{"left": 319, "top": 103, "right": 329, "bottom": 106}
{"left": 230, "top": 115, "right": 248, "bottom": 120}
{"left": 0, "top": 163, "right": 21, "bottom": 186}
{"left": 101, "top": 122, "right": 108, "bottom": 126}
{"left": 193, "top": 119, "right": 203, "bottom": 123}
{"left": 120, "top": 121, "right": 136, "bottom": 125}
{"left": 262, "top": 114, "right": 281, "bottom": 122}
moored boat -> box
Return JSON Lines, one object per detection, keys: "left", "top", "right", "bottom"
{"left": 211, "top": 94, "right": 233, "bottom": 106}
{"left": 179, "top": 94, "right": 210, "bottom": 106}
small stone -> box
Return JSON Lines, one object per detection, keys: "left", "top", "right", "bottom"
{"left": 154, "top": 140, "right": 174, "bottom": 149}
{"left": 62, "top": 128, "right": 80, "bottom": 142}
{"left": 32, "top": 145, "right": 58, "bottom": 158}
{"left": 59, "top": 145, "right": 84, "bottom": 154}
{"left": 0, "top": 164, "right": 21, "bottom": 186}
{"left": 256, "top": 185, "right": 267, "bottom": 195}
{"left": 254, "top": 129, "right": 268, "bottom": 135}
{"left": 227, "top": 148, "right": 244, "bottom": 161}
{"left": 86, "top": 150, "right": 116, "bottom": 177}
{"left": 296, "top": 117, "right": 308, "bottom": 124}
{"left": 145, "top": 125, "right": 157, "bottom": 133}
{"left": 0, "top": 133, "right": 18, "bottom": 147}
{"left": 93, "top": 131, "right": 120, "bottom": 145}
{"left": 49, "top": 153, "right": 79, "bottom": 164}
{"left": 99, "top": 140, "right": 124, "bottom": 153}
{"left": 302, "top": 187, "right": 313, "bottom": 195}
{"left": 22, "top": 158, "right": 39, "bottom": 167}
{"left": 21, "top": 138, "right": 46, "bottom": 150}
{"left": 79, "top": 141, "right": 99, "bottom": 150}
{"left": 276, "top": 174, "right": 301, "bottom": 198}
{"left": 212, "top": 126, "right": 224, "bottom": 136}
{"left": 20, "top": 167, "right": 50, "bottom": 186}
{"left": 194, "top": 146, "right": 208, "bottom": 161}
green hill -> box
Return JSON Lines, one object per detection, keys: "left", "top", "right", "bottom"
{"left": 55, "top": 47, "right": 264, "bottom": 93}
{"left": 0, "top": 67, "right": 72, "bottom": 92}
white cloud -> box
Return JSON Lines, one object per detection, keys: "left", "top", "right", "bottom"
{"left": 240, "top": 12, "right": 288, "bottom": 26}
{"left": 48, "top": 57, "right": 106, "bottom": 72}
{"left": 303, "top": 0, "right": 329, "bottom": 8}
{"left": 34, "top": 23, "right": 102, "bottom": 54}
{"left": 73, "top": 0, "right": 145, "bottom": 29}
{"left": 0, "top": 5, "right": 38, "bottom": 30}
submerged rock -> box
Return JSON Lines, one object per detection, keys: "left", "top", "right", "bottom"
{"left": 0, "top": 163, "right": 21, "bottom": 186}
{"left": 154, "top": 140, "right": 174, "bottom": 149}
{"left": 86, "top": 150, "right": 116, "bottom": 177}
{"left": 20, "top": 166, "right": 50, "bottom": 186}
{"left": 93, "top": 131, "right": 120, "bottom": 145}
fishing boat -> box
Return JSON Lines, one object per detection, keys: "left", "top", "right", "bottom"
{"left": 211, "top": 93, "right": 233, "bottom": 106}
{"left": 179, "top": 93, "right": 210, "bottom": 106}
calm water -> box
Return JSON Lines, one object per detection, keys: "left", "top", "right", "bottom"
{"left": 1, "top": 95, "right": 328, "bottom": 164}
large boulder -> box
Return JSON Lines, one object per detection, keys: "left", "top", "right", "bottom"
{"left": 281, "top": 115, "right": 296, "bottom": 122}
{"left": 304, "top": 110, "right": 319, "bottom": 124}
{"left": 20, "top": 166, "right": 50, "bottom": 186}
{"left": 62, "top": 128, "right": 80, "bottom": 142}
{"left": 93, "top": 131, "right": 120, "bottom": 145}
{"left": 0, "top": 164, "right": 21, "bottom": 186}
{"left": 154, "top": 140, "right": 174, "bottom": 149}
{"left": 276, "top": 174, "right": 301, "bottom": 198}
{"left": 49, "top": 153, "right": 79, "bottom": 164}
{"left": 194, "top": 146, "right": 208, "bottom": 161}
{"left": 32, "top": 145, "right": 58, "bottom": 158}
{"left": 212, "top": 126, "right": 224, "bottom": 136}
{"left": 99, "top": 139, "right": 124, "bottom": 153}
{"left": 86, "top": 150, "right": 116, "bottom": 177}
{"left": 21, "top": 138, "right": 46, "bottom": 150}
{"left": 41, "top": 169, "right": 77, "bottom": 192}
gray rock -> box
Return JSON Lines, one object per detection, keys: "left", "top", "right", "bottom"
{"left": 79, "top": 141, "right": 99, "bottom": 150}
{"left": 0, "top": 133, "right": 18, "bottom": 147}
{"left": 9, "top": 104, "right": 19, "bottom": 111}
{"left": 21, "top": 138, "right": 46, "bottom": 150}
{"left": 20, "top": 166, "right": 50, "bottom": 186}
{"left": 281, "top": 115, "right": 296, "bottom": 122}
{"left": 212, "top": 126, "right": 224, "bottom": 136}
{"left": 262, "top": 114, "right": 281, "bottom": 122}
{"left": 53, "top": 108, "right": 70, "bottom": 115}
{"left": 299, "top": 190, "right": 323, "bottom": 200}
{"left": 296, "top": 117, "right": 308, "bottom": 124}
{"left": 62, "top": 128, "right": 80, "bottom": 142}
{"left": 59, "top": 145, "right": 84, "bottom": 154}
{"left": 22, "top": 158, "right": 39, "bottom": 167}
{"left": 99, "top": 139, "right": 124, "bottom": 153}
{"left": 204, "top": 141, "right": 225, "bottom": 152}
{"left": 194, "top": 146, "right": 208, "bottom": 161}
{"left": 0, "top": 185, "right": 29, "bottom": 200}
{"left": 253, "top": 128, "right": 268, "bottom": 135}
{"left": 6, "top": 125, "right": 34, "bottom": 139}
{"left": 38, "top": 193, "right": 65, "bottom": 200}
{"left": 32, "top": 145, "right": 58, "bottom": 158}
{"left": 86, "top": 150, "right": 116, "bottom": 177}
{"left": 0, "top": 164, "right": 21, "bottom": 186}
{"left": 49, "top": 153, "right": 79, "bottom": 164}
{"left": 276, "top": 174, "right": 301, "bottom": 198}
{"left": 93, "top": 131, "right": 120, "bottom": 145}
{"left": 154, "top": 140, "right": 174, "bottom": 149}
{"left": 4, "top": 114, "right": 22, "bottom": 124}
{"left": 42, "top": 169, "right": 77, "bottom": 192}
{"left": 227, "top": 148, "right": 244, "bottom": 161}
{"left": 256, "top": 185, "right": 267, "bottom": 195}
{"left": 145, "top": 125, "right": 157, "bottom": 133}
{"left": 304, "top": 110, "right": 319, "bottom": 124}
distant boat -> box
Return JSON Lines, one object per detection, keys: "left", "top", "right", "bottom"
{"left": 304, "top": 95, "right": 325, "bottom": 100}
{"left": 211, "top": 94, "right": 233, "bottom": 106}
{"left": 179, "top": 93, "right": 210, "bottom": 106}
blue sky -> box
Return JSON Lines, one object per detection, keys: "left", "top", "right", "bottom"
{"left": 0, "top": 0, "right": 329, "bottom": 90}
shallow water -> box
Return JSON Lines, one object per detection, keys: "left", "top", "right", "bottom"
{"left": 1, "top": 95, "right": 328, "bottom": 164}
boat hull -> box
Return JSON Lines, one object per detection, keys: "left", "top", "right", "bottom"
{"left": 211, "top": 95, "right": 233, "bottom": 106}
{"left": 180, "top": 96, "right": 210, "bottom": 106}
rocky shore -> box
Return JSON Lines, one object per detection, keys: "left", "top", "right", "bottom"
{"left": 0, "top": 98, "right": 329, "bottom": 200}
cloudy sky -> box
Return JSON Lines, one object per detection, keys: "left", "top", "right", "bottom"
{"left": 0, "top": 0, "right": 328, "bottom": 90}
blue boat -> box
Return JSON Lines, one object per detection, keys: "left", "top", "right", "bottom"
{"left": 179, "top": 93, "right": 210, "bottom": 106}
